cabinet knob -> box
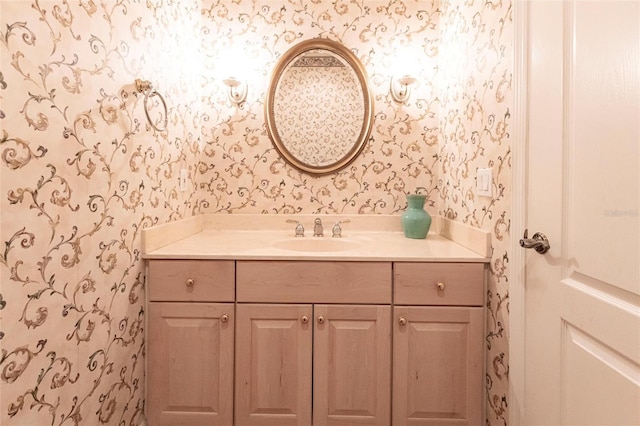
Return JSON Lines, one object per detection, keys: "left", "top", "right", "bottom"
{"left": 301, "top": 315, "right": 309, "bottom": 324}
{"left": 185, "top": 278, "right": 195, "bottom": 288}
{"left": 436, "top": 281, "right": 446, "bottom": 291}
{"left": 221, "top": 314, "right": 229, "bottom": 323}
{"left": 317, "top": 316, "right": 325, "bottom": 324}
{"left": 398, "top": 317, "right": 407, "bottom": 326}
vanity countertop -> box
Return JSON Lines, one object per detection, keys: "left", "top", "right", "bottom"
{"left": 142, "top": 214, "right": 490, "bottom": 262}
{"left": 142, "top": 214, "right": 491, "bottom": 262}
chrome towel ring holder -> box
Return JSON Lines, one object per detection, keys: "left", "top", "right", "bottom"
{"left": 135, "top": 78, "right": 168, "bottom": 132}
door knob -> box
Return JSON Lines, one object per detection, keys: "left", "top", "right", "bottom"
{"left": 519, "top": 229, "right": 551, "bottom": 254}
{"left": 317, "top": 316, "right": 325, "bottom": 324}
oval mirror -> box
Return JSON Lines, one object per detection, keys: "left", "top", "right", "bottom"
{"left": 265, "top": 39, "right": 374, "bottom": 175}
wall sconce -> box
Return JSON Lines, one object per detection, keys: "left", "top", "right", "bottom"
{"left": 223, "top": 77, "right": 247, "bottom": 106}
{"left": 390, "top": 75, "right": 417, "bottom": 103}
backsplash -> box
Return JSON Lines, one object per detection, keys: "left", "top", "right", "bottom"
{"left": 1, "top": 1, "right": 512, "bottom": 425}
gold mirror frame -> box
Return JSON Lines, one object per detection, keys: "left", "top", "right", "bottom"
{"left": 265, "top": 39, "right": 374, "bottom": 175}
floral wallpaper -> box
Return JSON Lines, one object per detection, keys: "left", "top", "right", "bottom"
{"left": 0, "top": 1, "right": 201, "bottom": 425}
{"left": 197, "top": 0, "right": 442, "bottom": 214}
{"left": 439, "top": 1, "right": 513, "bottom": 425}
{"left": 1, "top": 0, "right": 512, "bottom": 425}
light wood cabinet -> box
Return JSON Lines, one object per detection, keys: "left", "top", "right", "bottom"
{"left": 234, "top": 303, "right": 390, "bottom": 426}
{"left": 393, "top": 263, "right": 485, "bottom": 426}
{"left": 235, "top": 261, "right": 393, "bottom": 425}
{"left": 236, "top": 260, "right": 391, "bottom": 303}
{"left": 147, "top": 259, "right": 485, "bottom": 426}
{"left": 393, "top": 306, "right": 483, "bottom": 425}
{"left": 147, "top": 302, "right": 234, "bottom": 426}
{"left": 148, "top": 259, "right": 235, "bottom": 302}
{"left": 313, "top": 304, "right": 391, "bottom": 426}
{"left": 147, "top": 260, "right": 235, "bottom": 426}
{"left": 235, "top": 304, "right": 313, "bottom": 426}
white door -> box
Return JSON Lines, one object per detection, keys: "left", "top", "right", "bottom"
{"left": 520, "top": 1, "right": 640, "bottom": 425}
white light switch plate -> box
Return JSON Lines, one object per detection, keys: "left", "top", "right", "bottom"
{"left": 477, "top": 168, "right": 492, "bottom": 197}
{"left": 179, "top": 169, "right": 188, "bottom": 192}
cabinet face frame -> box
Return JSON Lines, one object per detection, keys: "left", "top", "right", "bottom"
{"left": 147, "top": 302, "right": 234, "bottom": 426}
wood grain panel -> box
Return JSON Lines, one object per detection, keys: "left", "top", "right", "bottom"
{"left": 236, "top": 261, "right": 392, "bottom": 303}
{"left": 235, "top": 304, "right": 313, "bottom": 426}
{"left": 148, "top": 259, "right": 234, "bottom": 302}
{"left": 313, "top": 305, "right": 391, "bottom": 426}
{"left": 393, "top": 306, "right": 483, "bottom": 425}
{"left": 394, "top": 262, "right": 484, "bottom": 306}
{"left": 147, "top": 302, "right": 234, "bottom": 426}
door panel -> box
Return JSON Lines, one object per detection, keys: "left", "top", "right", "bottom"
{"left": 313, "top": 304, "right": 391, "bottom": 426}
{"left": 393, "top": 306, "right": 483, "bottom": 425}
{"left": 524, "top": 1, "right": 640, "bottom": 424}
{"left": 562, "top": 320, "right": 640, "bottom": 425}
{"left": 569, "top": 1, "right": 639, "bottom": 293}
{"left": 147, "top": 302, "right": 234, "bottom": 426}
{"left": 235, "top": 304, "right": 312, "bottom": 426}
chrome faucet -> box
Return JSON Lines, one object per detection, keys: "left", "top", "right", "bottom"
{"left": 313, "top": 218, "right": 324, "bottom": 237}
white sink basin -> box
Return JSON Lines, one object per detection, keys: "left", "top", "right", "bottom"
{"left": 272, "top": 238, "right": 360, "bottom": 252}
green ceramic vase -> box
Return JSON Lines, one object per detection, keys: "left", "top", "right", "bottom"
{"left": 401, "top": 194, "right": 431, "bottom": 239}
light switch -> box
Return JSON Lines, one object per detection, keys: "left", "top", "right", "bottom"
{"left": 179, "top": 169, "right": 188, "bottom": 192}
{"left": 477, "top": 168, "right": 492, "bottom": 197}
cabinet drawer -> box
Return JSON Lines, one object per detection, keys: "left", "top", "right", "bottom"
{"left": 394, "top": 262, "right": 484, "bottom": 306}
{"left": 148, "top": 260, "right": 234, "bottom": 302}
{"left": 236, "top": 261, "right": 392, "bottom": 303}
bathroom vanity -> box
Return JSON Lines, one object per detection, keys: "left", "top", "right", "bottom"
{"left": 143, "top": 215, "right": 490, "bottom": 426}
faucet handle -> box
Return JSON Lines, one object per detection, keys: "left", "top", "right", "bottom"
{"left": 313, "top": 217, "right": 324, "bottom": 237}
{"left": 286, "top": 219, "right": 305, "bottom": 237}
{"left": 332, "top": 219, "right": 351, "bottom": 238}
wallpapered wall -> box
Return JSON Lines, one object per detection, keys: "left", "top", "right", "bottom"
{"left": 1, "top": 1, "right": 512, "bottom": 425}
{"left": 0, "top": 1, "right": 201, "bottom": 425}
{"left": 439, "top": 1, "right": 512, "bottom": 424}
{"left": 196, "top": 0, "right": 441, "bottom": 214}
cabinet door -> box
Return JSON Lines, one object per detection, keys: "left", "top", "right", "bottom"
{"left": 147, "top": 302, "right": 234, "bottom": 426}
{"left": 235, "top": 304, "right": 313, "bottom": 426}
{"left": 393, "top": 306, "right": 483, "bottom": 426}
{"left": 313, "top": 305, "right": 391, "bottom": 426}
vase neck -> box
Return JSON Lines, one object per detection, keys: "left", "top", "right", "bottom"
{"left": 406, "top": 195, "right": 426, "bottom": 209}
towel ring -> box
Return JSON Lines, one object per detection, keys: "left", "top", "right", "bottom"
{"left": 135, "top": 79, "right": 168, "bottom": 132}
